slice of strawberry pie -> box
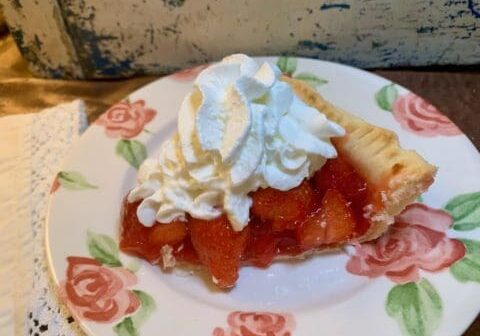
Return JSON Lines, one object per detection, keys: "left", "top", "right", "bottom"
{"left": 120, "top": 55, "right": 436, "bottom": 288}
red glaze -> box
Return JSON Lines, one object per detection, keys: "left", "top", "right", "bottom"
{"left": 251, "top": 180, "right": 314, "bottom": 232}
{"left": 188, "top": 216, "right": 249, "bottom": 288}
{"left": 120, "top": 157, "right": 379, "bottom": 287}
{"left": 120, "top": 200, "right": 186, "bottom": 264}
{"left": 313, "top": 156, "right": 377, "bottom": 236}
{"left": 297, "top": 189, "right": 356, "bottom": 249}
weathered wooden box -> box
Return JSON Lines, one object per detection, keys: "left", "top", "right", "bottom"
{"left": 2, "top": 0, "right": 479, "bottom": 79}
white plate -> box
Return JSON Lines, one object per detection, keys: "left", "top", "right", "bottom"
{"left": 47, "top": 57, "right": 480, "bottom": 336}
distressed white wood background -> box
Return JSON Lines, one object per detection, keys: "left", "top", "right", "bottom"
{"left": 2, "top": 0, "right": 479, "bottom": 78}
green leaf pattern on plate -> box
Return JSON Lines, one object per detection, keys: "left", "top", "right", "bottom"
{"left": 114, "top": 290, "right": 156, "bottom": 336}
{"left": 445, "top": 191, "right": 480, "bottom": 231}
{"left": 276, "top": 56, "right": 297, "bottom": 76}
{"left": 450, "top": 239, "right": 480, "bottom": 283}
{"left": 375, "top": 84, "right": 398, "bottom": 111}
{"left": 276, "top": 57, "right": 328, "bottom": 88}
{"left": 116, "top": 139, "right": 148, "bottom": 169}
{"left": 131, "top": 290, "right": 156, "bottom": 327}
{"left": 87, "top": 231, "right": 122, "bottom": 267}
{"left": 386, "top": 278, "right": 442, "bottom": 336}
{"left": 57, "top": 171, "right": 98, "bottom": 190}
{"left": 114, "top": 317, "right": 137, "bottom": 336}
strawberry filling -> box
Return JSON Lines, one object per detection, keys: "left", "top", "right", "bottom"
{"left": 120, "top": 156, "right": 381, "bottom": 288}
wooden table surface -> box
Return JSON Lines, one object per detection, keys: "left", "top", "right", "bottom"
{"left": 0, "top": 32, "right": 479, "bottom": 335}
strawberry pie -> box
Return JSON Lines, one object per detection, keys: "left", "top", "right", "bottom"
{"left": 120, "top": 55, "right": 436, "bottom": 288}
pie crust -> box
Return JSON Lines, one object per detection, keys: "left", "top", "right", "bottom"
{"left": 283, "top": 76, "right": 437, "bottom": 242}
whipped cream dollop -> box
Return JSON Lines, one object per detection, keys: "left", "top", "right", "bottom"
{"left": 128, "top": 54, "right": 345, "bottom": 231}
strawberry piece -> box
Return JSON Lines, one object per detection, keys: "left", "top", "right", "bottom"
{"left": 244, "top": 218, "right": 276, "bottom": 268}
{"left": 275, "top": 233, "right": 301, "bottom": 255}
{"left": 251, "top": 180, "right": 314, "bottom": 231}
{"left": 246, "top": 232, "right": 276, "bottom": 268}
{"left": 188, "top": 216, "right": 249, "bottom": 288}
{"left": 298, "top": 189, "right": 356, "bottom": 249}
{"left": 314, "top": 157, "right": 368, "bottom": 204}
{"left": 314, "top": 157, "right": 373, "bottom": 236}
{"left": 149, "top": 221, "right": 187, "bottom": 247}
{"left": 120, "top": 200, "right": 161, "bottom": 263}
{"left": 120, "top": 199, "right": 187, "bottom": 263}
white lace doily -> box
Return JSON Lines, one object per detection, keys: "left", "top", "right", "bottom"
{"left": 0, "top": 101, "right": 88, "bottom": 336}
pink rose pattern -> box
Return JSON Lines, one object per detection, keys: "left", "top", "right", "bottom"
{"left": 96, "top": 99, "right": 156, "bottom": 139}
{"left": 168, "top": 63, "right": 209, "bottom": 82}
{"left": 213, "top": 311, "right": 295, "bottom": 336}
{"left": 60, "top": 257, "right": 140, "bottom": 323}
{"left": 392, "top": 93, "right": 462, "bottom": 137}
{"left": 346, "top": 203, "right": 466, "bottom": 284}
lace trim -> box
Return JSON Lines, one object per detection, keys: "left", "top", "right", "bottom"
{"left": 0, "top": 101, "right": 88, "bottom": 335}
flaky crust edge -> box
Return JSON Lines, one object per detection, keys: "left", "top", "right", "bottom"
{"left": 283, "top": 76, "right": 437, "bottom": 243}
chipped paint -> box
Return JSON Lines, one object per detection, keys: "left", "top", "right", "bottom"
{"left": 417, "top": 26, "right": 438, "bottom": 34}
{"left": 298, "top": 40, "right": 334, "bottom": 51}
{"left": 320, "top": 3, "right": 351, "bottom": 10}
{"left": 57, "top": 1, "right": 133, "bottom": 77}
{"left": 468, "top": 0, "right": 480, "bottom": 18}
{"left": 1, "top": 0, "right": 479, "bottom": 78}
{"left": 1, "top": 0, "right": 83, "bottom": 78}
{"left": 162, "top": 0, "right": 185, "bottom": 9}
{"left": 9, "top": 28, "right": 62, "bottom": 77}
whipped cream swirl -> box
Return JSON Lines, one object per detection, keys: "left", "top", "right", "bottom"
{"left": 128, "top": 54, "right": 344, "bottom": 231}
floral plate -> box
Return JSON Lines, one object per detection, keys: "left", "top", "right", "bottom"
{"left": 46, "top": 57, "right": 480, "bottom": 336}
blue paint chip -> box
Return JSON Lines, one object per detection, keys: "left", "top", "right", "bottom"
{"left": 57, "top": 1, "right": 138, "bottom": 77}
{"left": 416, "top": 26, "right": 437, "bottom": 33}
{"left": 468, "top": 0, "right": 480, "bottom": 18}
{"left": 10, "top": 28, "right": 25, "bottom": 47}
{"left": 162, "top": 0, "right": 185, "bottom": 8}
{"left": 371, "top": 41, "right": 386, "bottom": 49}
{"left": 80, "top": 29, "right": 134, "bottom": 76}
{"left": 298, "top": 40, "right": 334, "bottom": 51}
{"left": 10, "top": 27, "right": 72, "bottom": 78}
{"left": 320, "top": 3, "right": 351, "bottom": 10}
